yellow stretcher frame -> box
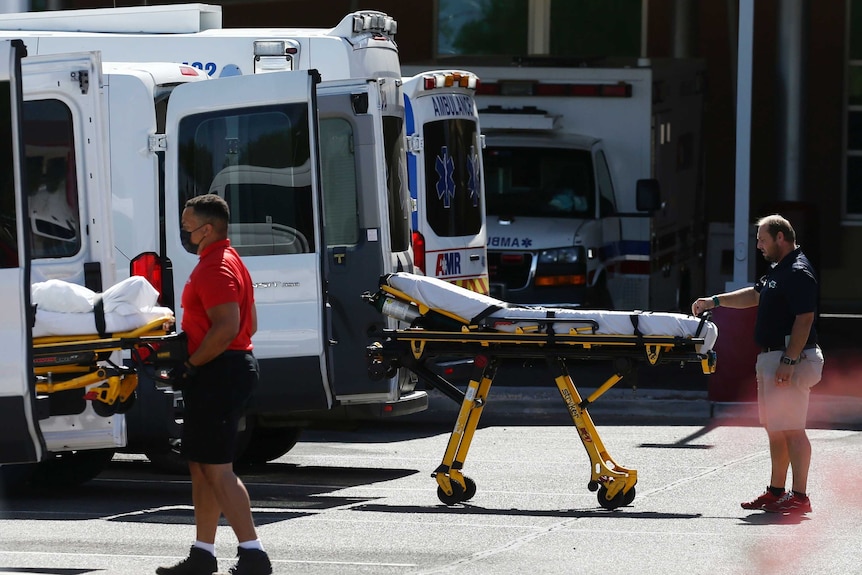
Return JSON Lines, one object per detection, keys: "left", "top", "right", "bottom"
{"left": 366, "top": 287, "right": 716, "bottom": 510}
{"left": 32, "top": 316, "right": 174, "bottom": 417}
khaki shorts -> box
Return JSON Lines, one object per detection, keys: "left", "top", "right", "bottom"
{"left": 755, "top": 346, "right": 824, "bottom": 431}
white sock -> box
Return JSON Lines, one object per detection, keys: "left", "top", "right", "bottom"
{"left": 193, "top": 541, "right": 216, "bottom": 556}
{"left": 238, "top": 539, "right": 264, "bottom": 551}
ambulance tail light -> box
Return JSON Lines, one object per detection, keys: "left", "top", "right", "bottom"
{"left": 476, "top": 81, "right": 632, "bottom": 98}
{"left": 131, "top": 252, "right": 164, "bottom": 302}
{"left": 422, "top": 71, "right": 479, "bottom": 91}
{"left": 412, "top": 231, "right": 426, "bottom": 274}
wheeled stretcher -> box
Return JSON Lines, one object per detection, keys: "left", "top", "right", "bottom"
{"left": 31, "top": 277, "right": 179, "bottom": 418}
{"left": 365, "top": 273, "right": 717, "bottom": 510}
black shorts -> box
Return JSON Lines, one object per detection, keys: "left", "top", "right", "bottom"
{"left": 180, "top": 351, "right": 259, "bottom": 464}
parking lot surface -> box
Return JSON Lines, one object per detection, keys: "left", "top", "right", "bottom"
{"left": 2, "top": 414, "right": 861, "bottom": 575}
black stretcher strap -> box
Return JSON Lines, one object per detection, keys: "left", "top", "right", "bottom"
{"left": 629, "top": 312, "right": 643, "bottom": 337}
{"left": 470, "top": 303, "right": 507, "bottom": 325}
{"left": 93, "top": 296, "right": 108, "bottom": 338}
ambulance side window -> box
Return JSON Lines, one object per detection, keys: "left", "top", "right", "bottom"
{"left": 177, "top": 104, "right": 315, "bottom": 255}
{"left": 320, "top": 118, "right": 358, "bottom": 246}
{"left": 22, "top": 100, "right": 80, "bottom": 259}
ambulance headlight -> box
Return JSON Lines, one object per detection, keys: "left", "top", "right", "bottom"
{"left": 538, "top": 247, "right": 581, "bottom": 264}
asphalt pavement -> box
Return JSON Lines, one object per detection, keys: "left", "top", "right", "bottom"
{"left": 2, "top": 419, "right": 861, "bottom": 575}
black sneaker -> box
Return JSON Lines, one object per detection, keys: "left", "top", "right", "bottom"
{"left": 156, "top": 546, "right": 217, "bottom": 575}
{"left": 216, "top": 548, "right": 272, "bottom": 575}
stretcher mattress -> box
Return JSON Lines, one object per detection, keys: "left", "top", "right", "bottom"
{"left": 32, "top": 276, "right": 174, "bottom": 338}
{"left": 384, "top": 273, "right": 718, "bottom": 352}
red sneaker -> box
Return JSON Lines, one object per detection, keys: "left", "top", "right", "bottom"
{"left": 763, "top": 492, "right": 812, "bottom": 514}
{"left": 741, "top": 488, "right": 784, "bottom": 510}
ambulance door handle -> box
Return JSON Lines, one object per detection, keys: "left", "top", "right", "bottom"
{"left": 470, "top": 255, "right": 480, "bottom": 261}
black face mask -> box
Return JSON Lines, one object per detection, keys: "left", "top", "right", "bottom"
{"left": 180, "top": 223, "right": 207, "bottom": 255}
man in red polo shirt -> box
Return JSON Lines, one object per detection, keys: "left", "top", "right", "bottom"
{"left": 157, "top": 194, "right": 272, "bottom": 575}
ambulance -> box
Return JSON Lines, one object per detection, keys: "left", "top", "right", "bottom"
{"left": 401, "top": 69, "right": 489, "bottom": 294}
{"left": 0, "top": 4, "right": 426, "bottom": 478}
{"left": 463, "top": 58, "right": 707, "bottom": 311}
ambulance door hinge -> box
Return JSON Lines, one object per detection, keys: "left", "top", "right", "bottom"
{"left": 72, "top": 70, "right": 89, "bottom": 94}
{"left": 407, "top": 134, "right": 423, "bottom": 154}
{"left": 148, "top": 134, "right": 167, "bottom": 152}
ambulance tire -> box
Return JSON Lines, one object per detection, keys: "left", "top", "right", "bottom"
{"left": 6, "top": 449, "right": 116, "bottom": 492}
{"left": 144, "top": 426, "right": 256, "bottom": 474}
{"left": 234, "top": 426, "right": 302, "bottom": 467}
{"left": 144, "top": 439, "right": 188, "bottom": 475}
{"left": 0, "top": 463, "right": 36, "bottom": 496}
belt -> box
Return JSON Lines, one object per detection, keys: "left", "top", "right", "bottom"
{"left": 761, "top": 344, "right": 818, "bottom": 354}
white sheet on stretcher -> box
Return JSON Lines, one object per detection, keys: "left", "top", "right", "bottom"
{"left": 384, "top": 273, "right": 718, "bottom": 352}
{"left": 31, "top": 276, "right": 174, "bottom": 338}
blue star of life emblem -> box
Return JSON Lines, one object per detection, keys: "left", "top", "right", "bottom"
{"left": 435, "top": 146, "right": 456, "bottom": 208}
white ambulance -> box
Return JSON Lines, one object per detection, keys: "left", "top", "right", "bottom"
{"left": 463, "top": 59, "right": 706, "bottom": 311}
{"left": 0, "top": 4, "right": 425, "bottom": 478}
{"left": 401, "top": 69, "right": 489, "bottom": 294}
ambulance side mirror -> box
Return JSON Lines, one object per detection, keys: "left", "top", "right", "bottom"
{"left": 636, "top": 179, "right": 661, "bottom": 212}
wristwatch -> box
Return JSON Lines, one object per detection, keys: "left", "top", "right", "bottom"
{"left": 780, "top": 355, "right": 799, "bottom": 365}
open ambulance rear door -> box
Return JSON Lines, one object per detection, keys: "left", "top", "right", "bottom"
{"left": 161, "top": 69, "right": 336, "bottom": 413}
{"left": 0, "top": 39, "right": 43, "bottom": 465}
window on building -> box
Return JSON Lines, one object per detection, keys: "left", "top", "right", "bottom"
{"left": 846, "top": 0, "right": 862, "bottom": 219}
{"left": 550, "top": 0, "right": 641, "bottom": 57}
{"left": 436, "top": 0, "right": 640, "bottom": 58}
{"left": 437, "top": 0, "right": 528, "bottom": 56}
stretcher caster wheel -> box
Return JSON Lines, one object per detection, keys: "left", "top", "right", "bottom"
{"left": 587, "top": 480, "right": 599, "bottom": 492}
{"left": 623, "top": 486, "right": 636, "bottom": 506}
{"left": 597, "top": 485, "right": 627, "bottom": 510}
{"left": 92, "top": 399, "right": 119, "bottom": 417}
{"left": 437, "top": 482, "right": 465, "bottom": 505}
{"left": 462, "top": 476, "right": 477, "bottom": 501}
{"left": 115, "top": 393, "right": 137, "bottom": 414}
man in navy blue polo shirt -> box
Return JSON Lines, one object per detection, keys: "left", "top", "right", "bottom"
{"left": 692, "top": 214, "right": 824, "bottom": 515}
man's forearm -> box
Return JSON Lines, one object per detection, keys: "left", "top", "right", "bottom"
{"left": 784, "top": 312, "right": 815, "bottom": 360}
